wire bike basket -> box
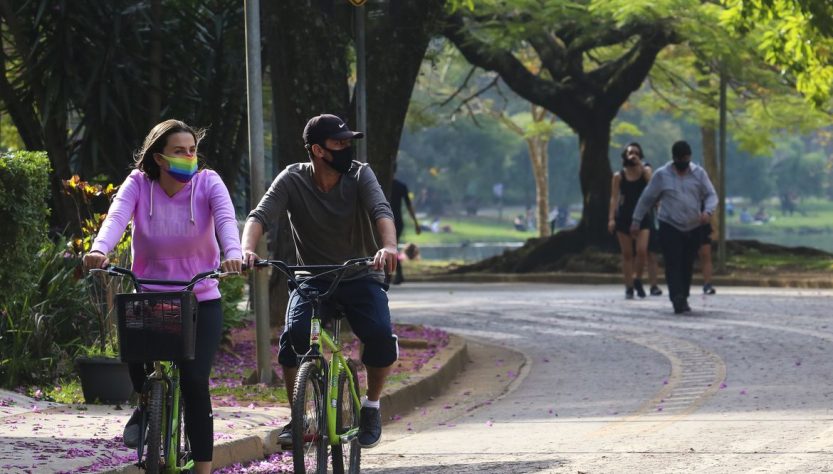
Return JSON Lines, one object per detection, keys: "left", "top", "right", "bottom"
{"left": 116, "top": 291, "right": 198, "bottom": 362}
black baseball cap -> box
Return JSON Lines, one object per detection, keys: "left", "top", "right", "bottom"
{"left": 303, "top": 114, "right": 364, "bottom": 146}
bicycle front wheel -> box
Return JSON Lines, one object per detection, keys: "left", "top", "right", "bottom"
{"left": 332, "top": 359, "right": 361, "bottom": 474}
{"left": 145, "top": 379, "right": 165, "bottom": 474}
{"left": 292, "top": 360, "right": 328, "bottom": 474}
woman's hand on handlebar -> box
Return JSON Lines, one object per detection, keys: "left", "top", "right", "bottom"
{"left": 221, "top": 258, "right": 243, "bottom": 274}
{"left": 82, "top": 251, "right": 109, "bottom": 272}
{"left": 373, "top": 246, "right": 398, "bottom": 274}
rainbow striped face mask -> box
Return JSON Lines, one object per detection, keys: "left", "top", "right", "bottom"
{"left": 159, "top": 154, "right": 198, "bottom": 183}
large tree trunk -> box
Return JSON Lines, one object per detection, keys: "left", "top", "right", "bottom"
{"left": 263, "top": 1, "right": 351, "bottom": 325}
{"left": 576, "top": 124, "right": 614, "bottom": 245}
{"left": 363, "top": 0, "right": 445, "bottom": 195}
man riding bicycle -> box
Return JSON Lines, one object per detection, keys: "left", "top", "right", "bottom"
{"left": 241, "top": 113, "right": 398, "bottom": 449}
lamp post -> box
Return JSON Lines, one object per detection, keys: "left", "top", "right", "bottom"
{"left": 244, "top": 0, "right": 272, "bottom": 384}
{"left": 351, "top": 0, "right": 368, "bottom": 163}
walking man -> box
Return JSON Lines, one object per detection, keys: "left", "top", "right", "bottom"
{"left": 391, "top": 163, "right": 421, "bottom": 284}
{"left": 631, "top": 140, "right": 718, "bottom": 314}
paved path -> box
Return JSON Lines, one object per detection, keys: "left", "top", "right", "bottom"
{"left": 365, "top": 283, "right": 833, "bottom": 473}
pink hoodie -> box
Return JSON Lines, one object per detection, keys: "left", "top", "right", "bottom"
{"left": 91, "top": 169, "right": 243, "bottom": 301}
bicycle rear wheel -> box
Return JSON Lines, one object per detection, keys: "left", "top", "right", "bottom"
{"left": 145, "top": 380, "right": 165, "bottom": 474}
{"left": 175, "top": 397, "right": 192, "bottom": 470}
{"left": 292, "top": 360, "right": 328, "bottom": 474}
{"left": 332, "top": 359, "right": 361, "bottom": 474}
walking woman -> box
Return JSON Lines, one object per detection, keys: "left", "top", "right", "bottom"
{"left": 83, "top": 119, "right": 243, "bottom": 474}
{"left": 608, "top": 142, "right": 653, "bottom": 299}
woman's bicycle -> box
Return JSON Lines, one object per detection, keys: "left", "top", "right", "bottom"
{"left": 91, "top": 265, "right": 232, "bottom": 474}
{"left": 254, "top": 257, "right": 372, "bottom": 474}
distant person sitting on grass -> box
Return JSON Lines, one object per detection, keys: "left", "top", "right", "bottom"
{"left": 403, "top": 242, "right": 420, "bottom": 261}
{"left": 514, "top": 215, "right": 526, "bottom": 231}
{"left": 739, "top": 207, "right": 753, "bottom": 224}
{"left": 754, "top": 206, "right": 770, "bottom": 223}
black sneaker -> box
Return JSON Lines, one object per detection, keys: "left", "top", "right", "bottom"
{"left": 278, "top": 422, "right": 292, "bottom": 447}
{"left": 650, "top": 285, "right": 663, "bottom": 296}
{"left": 625, "top": 287, "right": 634, "bottom": 300}
{"left": 673, "top": 296, "right": 692, "bottom": 314}
{"left": 633, "top": 279, "right": 646, "bottom": 298}
{"left": 358, "top": 406, "right": 382, "bottom": 449}
{"left": 123, "top": 408, "right": 142, "bottom": 448}
{"left": 703, "top": 283, "right": 716, "bottom": 295}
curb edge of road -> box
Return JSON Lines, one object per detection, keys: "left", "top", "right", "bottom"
{"left": 103, "top": 334, "right": 469, "bottom": 473}
{"left": 408, "top": 272, "right": 833, "bottom": 289}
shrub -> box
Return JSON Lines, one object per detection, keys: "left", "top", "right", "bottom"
{"left": 0, "top": 151, "right": 50, "bottom": 302}
{"left": 0, "top": 239, "right": 95, "bottom": 388}
{"left": 219, "top": 275, "right": 248, "bottom": 345}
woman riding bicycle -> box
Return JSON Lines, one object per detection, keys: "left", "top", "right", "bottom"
{"left": 83, "top": 119, "right": 243, "bottom": 474}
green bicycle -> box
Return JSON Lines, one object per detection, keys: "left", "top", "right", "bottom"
{"left": 95, "top": 265, "right": 231, "bottom": 474}
{"left": 254, "top": 258, "right": 371, "bottom": 474}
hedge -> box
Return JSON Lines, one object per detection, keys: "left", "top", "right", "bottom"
{"left": 0, "top": 151, "right": 50, "bottom": 301}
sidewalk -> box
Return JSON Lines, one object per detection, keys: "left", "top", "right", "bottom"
{"left": 0, "top": 334, "right": 468, "bottom": 474}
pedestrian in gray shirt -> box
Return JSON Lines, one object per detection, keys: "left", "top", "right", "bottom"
{"left": 631, "top": 140, "right": 718, "bottom": 314}
{"left": 241, "top": 113, "right": 398, "bottom": 449}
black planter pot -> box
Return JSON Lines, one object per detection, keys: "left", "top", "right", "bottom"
{"left": 75, "top": 356, "right": 134, "bottom": 404}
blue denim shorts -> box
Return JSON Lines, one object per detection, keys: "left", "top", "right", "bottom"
{"left": 278, "top": 277, "right": 398, "bottom": 368}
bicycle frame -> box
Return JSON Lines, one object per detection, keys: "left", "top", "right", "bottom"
{"left": 308, "top": 315, "right": 362, "bottom": 445}
{"left": 253, "top": 257, "right": 372, "bottom": 449}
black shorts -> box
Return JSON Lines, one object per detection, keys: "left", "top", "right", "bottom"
{"left": 700, "top": 223, "right": 713, "bottom": 245}
{"left": 615, "top": 214, "right": 652, "bottom": 235}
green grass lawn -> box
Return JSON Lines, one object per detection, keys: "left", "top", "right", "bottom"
{"left": 402, "top": 215, "right": 537, "bottom": 245}
{"left": 734, "top": 197, "right": 833, "bottom": 229}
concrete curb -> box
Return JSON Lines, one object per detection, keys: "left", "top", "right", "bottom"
{"left": 408, "top": 271, "right": 833, "bottom": 289}
{"left": 104, "top": 334, "right": 468, "bottom": 473}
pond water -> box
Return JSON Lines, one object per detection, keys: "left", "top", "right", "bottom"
{"left": 417, "top": 225, "right": 833, "bottom": 262}
{"left": 417, "top": 242, "right": 524, "bottom": 262}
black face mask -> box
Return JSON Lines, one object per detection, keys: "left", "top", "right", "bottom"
{"left": 321, "top": 145, "right": 353, "bottom": 174}
{"left": 623, "top": 158, "right": 637, "bottom": 167}
{"left": 673, "top": 160, "right": 690, "bottom": 171}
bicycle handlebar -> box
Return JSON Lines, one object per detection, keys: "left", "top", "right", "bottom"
{"left": 253, "top": 257, "right": 373, "bottom": 301}
{"left": 90, "top": 265, "right": 235, "bottom": 292}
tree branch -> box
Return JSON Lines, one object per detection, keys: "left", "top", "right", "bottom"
{"left": 438, "top": 65, "right": 477, "bottom": 107}
{"left": 443, "top": 11, "right": 588, "bottom": 129}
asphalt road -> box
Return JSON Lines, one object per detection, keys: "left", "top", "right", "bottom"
{"left": 362, "top": 282, "right": 833, "bottom": 473}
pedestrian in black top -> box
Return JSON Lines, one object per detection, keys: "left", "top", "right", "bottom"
{"left": 390, "top": 163, "right": 421, "bottom": 284}
{"left": 608, "top": 142, "right": 653, "bottom": 299}
{"left": 631, "top": 140, "right": 718, "bottom": 314}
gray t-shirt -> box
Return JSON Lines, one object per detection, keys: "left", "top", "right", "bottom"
{"left": 248, "top": 160, "right": 394, "bottom": 278}
{"left": 632, "top": 162, "right": 717, "bottom": 232}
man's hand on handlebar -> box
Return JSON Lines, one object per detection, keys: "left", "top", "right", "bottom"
{"left": 373, "top": 246, "right": 398, "bottom": 274}
{"left": 242, "top": 250, "right": 260, "bottom": 272}
{"left": 82, "top": 250, "right": 109, "bottom": 272}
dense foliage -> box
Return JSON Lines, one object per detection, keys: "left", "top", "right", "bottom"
{"left": 0, "top": 151, "right": 50, "bottom": 300}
